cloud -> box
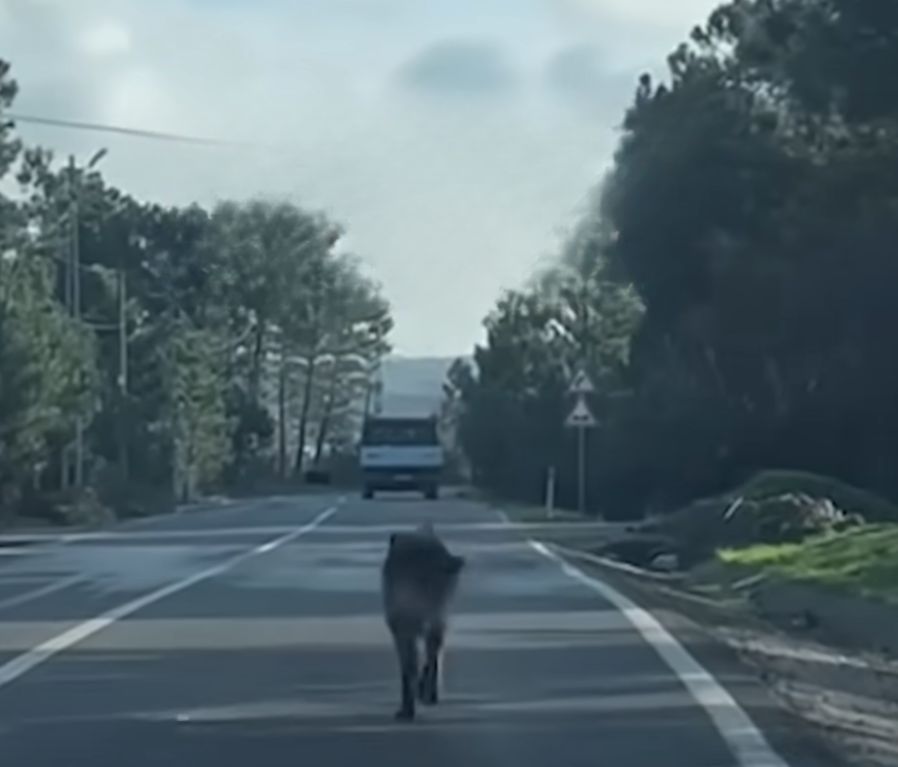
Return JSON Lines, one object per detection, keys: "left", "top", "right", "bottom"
{"left": 395, "top": 40, "right": 517, "bottom": 96}
{"left": 544, "top": 0, "right": 721, "bottom": 74}
{"left": 544, "top": 44, "right": 638, "bottom": 115}
{"left": 550, "top": 0, "right": 719, "bottom": 30}
{"left": 79, "top": 18, "right": 132, "bottom": 57}
{"left": 0, "top": 0, "right": 714, "bottom": 355}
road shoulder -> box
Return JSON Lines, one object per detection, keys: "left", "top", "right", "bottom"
{"left": 544, "top": 542, "right": 893, "bottom": 767}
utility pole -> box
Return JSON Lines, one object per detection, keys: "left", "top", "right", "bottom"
{"left": 66, "top": 149, "right": 108, "bottom": 490}
{"left": 60, "top": 159, "right": 75, "bottom": 490}
{"left": 69, "top": 156, "right": 86, "bottom": 488}
{"left": 60, "top": 191, "right": 71, "bottom": 489}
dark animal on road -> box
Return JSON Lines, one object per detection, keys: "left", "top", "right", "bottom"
{"left": 381, "top": 522, "right": 465, "bottom": 721}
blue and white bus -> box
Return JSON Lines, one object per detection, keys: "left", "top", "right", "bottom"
{"left": 359, "top": 416, "right": 443, "bottom": 500}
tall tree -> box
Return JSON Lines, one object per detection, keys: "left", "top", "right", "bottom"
{"left": 455, "top": 0, "right": 898, "bottom": 515}
{"left": 0, "top": 58, "right": 392, "bottom": 516}
{"left": 0, "top": 255, "right": 95, "bottom": 516}
{"left": 0, "top": 60, "right": 96, "bottom": 517}
{"left": 287, "top": 253, "right": 391, "bottom": 476}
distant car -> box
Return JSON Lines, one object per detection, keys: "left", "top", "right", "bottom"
{"left": 359, "top": 416, "right": 443, "bottom": 499}
{"left": 304, "top": 469, "right": 331, "bottom": 485}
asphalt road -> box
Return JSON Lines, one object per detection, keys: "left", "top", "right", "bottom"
{"left": 0, "top": 493, "right": 830, "bottom": 766}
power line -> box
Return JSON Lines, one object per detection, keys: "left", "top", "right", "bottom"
{"left": 7, "top": 112, "right": 247, "bottom": 148}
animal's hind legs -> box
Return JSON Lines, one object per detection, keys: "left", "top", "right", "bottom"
{"left": 393, "top": 630, "right": 418, "bottom": 720}
{"left": 418, "top": 623, "right": 444, "bottom": 706}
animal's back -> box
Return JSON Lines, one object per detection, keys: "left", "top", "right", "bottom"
{"left": 381, "top": 528, "right": 463, "bottom": 629}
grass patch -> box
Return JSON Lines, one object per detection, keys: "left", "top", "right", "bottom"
{"left": 497, "top": 503, "right": 586, "bottom": 524}
{"left": 720, "top": 524, "right": 898, "bottom": 602}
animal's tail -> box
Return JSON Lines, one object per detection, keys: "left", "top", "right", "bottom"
{"left": 446, "top": 553, "right": 465, "bottom": 575}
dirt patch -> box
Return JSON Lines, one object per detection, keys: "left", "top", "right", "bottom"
{"left": 749, "top": 577, "right": 898, "bottom": 657}
{"left": 722, "top": 627, "right": 898, "bottom": 767}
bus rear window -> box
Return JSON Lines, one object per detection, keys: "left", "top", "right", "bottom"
{"left": 362, "top": 420, "right": 437, "bottom": 446}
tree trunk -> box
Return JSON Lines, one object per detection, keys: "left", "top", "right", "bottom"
{"left": 313, "top": 368, "right": 339, "bottom": 466}
{"left": 313, "top": 413, "right": 329, "bottom": 466}
{"left": 294, "top": 356, "right": 317, "bottom": 476}
{"left": 249, "top": 320, "right": 266, "bottom": 405}
{"left": 277, "top": 360, "right": 287, "bottom": 479}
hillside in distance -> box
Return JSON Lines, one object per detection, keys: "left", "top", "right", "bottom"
{"left": 378, "top": 356, "right": 464, "bottom": 417}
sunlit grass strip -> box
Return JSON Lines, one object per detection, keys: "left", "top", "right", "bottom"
{"left": 719, "top": 525, "right": 898, "bottom": 602}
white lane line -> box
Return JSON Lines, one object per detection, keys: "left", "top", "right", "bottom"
{"left": 0, "top": 495, "right": 342, "bottom": 546}
{"left": 0, "top": 505, "right": 338, "bottom": 692}
{"left": 306, "top": 521, "right": 619, "bottom": 535}
{"left": 0, "top": 520, "right": 615, "bottom": 544}
{"left": 528, "top": 540, "right": 789, "bottom": 767}
{"left": 0, "top": 575, "right": 84, "bottom": 613}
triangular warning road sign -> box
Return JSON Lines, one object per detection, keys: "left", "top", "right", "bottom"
{"left": 569, "top": 370, "right": 595, "bottom": 395}
{"left": 565, "top": 397, "right": 597, "bottom": 428}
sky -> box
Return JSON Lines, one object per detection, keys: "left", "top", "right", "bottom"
{"left": 0, "top": 0, "right": 719, "bottom": 356}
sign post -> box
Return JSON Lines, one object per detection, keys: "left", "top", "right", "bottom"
{"left": 545, "top": 466, "right": 556, "bottom": 519}
{"left": 578, "top": 424, "right": 586, "bottom": 517}
{"left": 566, "top": 371, "right": 597, "bottom": 515}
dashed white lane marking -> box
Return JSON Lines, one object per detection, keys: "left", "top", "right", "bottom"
{"left": 0, "top": 505, "right": 338, "bottom": 691}
{"left": 0, "top": 575, "right": 84, "bottom": 613}
{"left": 526, "top": 537, "right": 789, "bottom": 767}
{"left": 0, "top": 520, "right": 618, "bottom": 544}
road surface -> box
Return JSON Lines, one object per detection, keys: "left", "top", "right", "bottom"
{"left": 0, "top": 493, "right": 830, "bottom": 766}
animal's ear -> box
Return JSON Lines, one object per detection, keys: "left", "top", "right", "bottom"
{"left": 389, "top": 533, "right": 398, "bottom": 548}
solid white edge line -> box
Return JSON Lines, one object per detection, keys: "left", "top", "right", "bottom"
{"left": 0, "top": 505, "right": 339, "bottom": 691}
{"left": 527, "top": 539, "right": 789, "bottom": 767}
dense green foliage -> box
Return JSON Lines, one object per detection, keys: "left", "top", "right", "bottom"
{"left": 0, "top": 59, "right": 390, "bottom": 521}
{"left": 451, "top": 1, "right": 898, "bottom": 518}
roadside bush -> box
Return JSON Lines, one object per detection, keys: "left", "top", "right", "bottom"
{"left": 94, "top": 464, "right": 175, "bottom": 519}
{"left": 736, "top": 471, "right": 898, "bottom": 523}
{"left": 17, "top": 487, "right": 116, "bottom": 528}
{"left": 639, "top": 478, "right": 870, "bottom": 566}
{"left": 65, "top": 488, "right": 116, "bottom": 528}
